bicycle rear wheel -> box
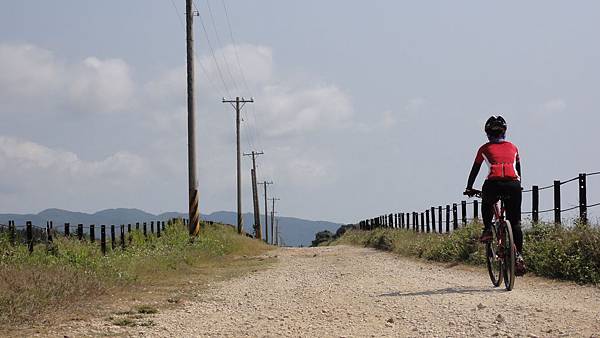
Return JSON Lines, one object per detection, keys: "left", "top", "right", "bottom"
{"left": 501, "top": 220, "right": 516, "bottom": 291}
{"left": 486, "top": 224, "right": 502, "bottom": 287}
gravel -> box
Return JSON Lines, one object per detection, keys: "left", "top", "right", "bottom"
{"left": 55, "top": 245, "right": 600, "bottom": 337}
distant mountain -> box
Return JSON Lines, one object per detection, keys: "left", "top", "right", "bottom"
{"left": 0, "top": 209, "right": 344, "bottom": 247}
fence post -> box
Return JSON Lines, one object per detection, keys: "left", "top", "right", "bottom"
{"left": 162, "top": 221, "right": 165, "bottom": 231}
{"left": 9, "top": 220, "right": 16, "bottom": 245}
{"left": 452, "top": 203, "right": 458, "bottom": 230}
{"left": 136, "top": 222, "right": 140, "bottom": 231}
{"left": 46, "top": 221, "right": 53, "bottom": 244}
{"left": 64, "top": 223, "right": 70, "bottom": 237}
{"left": 90, "top": 224, "right": 95, "bottom": 243}
{"left": 430, "top": 207, "right": 436, "bottom": 233}
{"left": 554, "top": 180, "right": 561, "bottom": 224}
{"left": 120, "top": 224, "right": 125, "bottom": 250}
{"left": 532, "top": 185, "right": 539, "bottom": 223}
{"left": 110, "top": 225, "right": 116, "bottom": 250}
{"left": 157, "top": 221, "right": 161, "bottom": 237}
{"left": 445, "top": 205, "right": 450, "bottom": 233}
{"left": 579, "top": 173, "right": 587, "bottom": 224}
{"left": 143, "top": 222, "right": 147, "bottom": 237}
{"left": 127, "top": 223, "right": 131, "bottom": 234}
{"left": 151, "top": 221, "right": 155, "bottom": 234}
{"left": 425, "top": 210, "right": 430, "bottom": 233}
{"left": 461, "top": 201, "right": 467, "bottom": 225}
{"left": 100, "top": 225, "right": 106, "bottom": 255}
{"left": 438, "top": 206, "right": 442, "bottom": 233}
{"left": 26, "top": 221, "right": 33, "bottom": 253}
{"left": 77, "top": 224, "right": 83, "bottom": 241}
{"left": 473, "top": 200, "right": 479, "bottom": 221}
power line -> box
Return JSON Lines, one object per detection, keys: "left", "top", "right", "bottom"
{"left": 206, "top": 0, "right": 240, "bottom": 92}
{"left": 193, "top": 0, "right": 233, "bottom": 97}
{"left": 221, "top": 0, "right": 251, "bottom": 95}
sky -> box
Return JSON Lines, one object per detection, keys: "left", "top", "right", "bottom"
{"left": 1, "top": 1, "right": 600, "bottom": 224}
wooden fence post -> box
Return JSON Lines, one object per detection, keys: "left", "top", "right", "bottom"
{"left": 90, "top": 224, "right": 95, "bottom": 243}
{"left": 136, "top": 222, "right": 140, "bottom": 231}
{"left": 438, "top": 206, "right": 442, "bottom": 233}
{"left": 64, "top": 223, "right": 70, "bottom": 237}
{"left": 579, "top": 173, "right": 587, "bottom": 224}
{"left": 157, "top": 220, "right": 162, "bottom": 237}
{"left": 110, "top": 225, "right": 116, "bottom": 250}
{"left": 425, "top": 210, "right": 430, "bottom": 233}
{"left": 9, "top": 220, "right": 16, "bottom": 245}
{"left": 554, "top": 180, "right": 561, "bottom": 224}
{"left": 162, "top": 221, "right": 165, "bottom": 231}
{"left": 430, "top": 207, "right": 436, "bottom": 233}
{"left": 143, "top": 222, "right": 147, "bottom": 237}
{"left": 532, "top": 185, "right": 539, "bottom": 223}
{"left": 120, "top": 224, "right": 125, "bottom": 250}
{"left": 26, "top": 221, "right": 33, "bottom": 253}
{"left": 461, "top": 201, "right": 467, "bottom": 225}
{"left": 151, "top": 221, "right": 155, "bottom": 234}
{"left": 445, "top": 205, "right": 450, "bottom": 233}
{"left": 452, "top": 203, "right": 458, "bottom": 230}
{"left": 473, "top": 200, "right": 479, "bottom": 221}
{"left": 78, "top": 224, "right": 83, "bottom": 241}
{"left": 421, "top": 213, "right": 425, "bottom": 232}
{"left": 46, "top": 221, "right": 53, "bottom": 244}
{"left": 100, "top": 225, "right": 106, "bottom": 255}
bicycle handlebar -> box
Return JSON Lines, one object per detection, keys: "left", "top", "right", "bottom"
{"left": 463, "top": 189, "right": 482, "bottom": 198}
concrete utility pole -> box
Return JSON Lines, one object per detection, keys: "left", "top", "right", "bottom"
{"left": 269, "top": 197, "right": 280, "bottom": 245}
{"left": 243, "top": 151, "right": 264, "bottom": 239}
{"left": 222, "top": 97, "right": 254, "bottom": 234}
{"left": 186, "top": 0, "right": 200, "bottom": 236}
{"left": 260, "top": 181, "right": 273, "bottom": 242}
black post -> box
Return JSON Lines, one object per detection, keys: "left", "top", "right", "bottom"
{"left": 64, "top": 223, "right": 70, "bottom": 237}
{"left": 453, "top": 203, "right": 458, "bottom": 230}
{"left": 473, "top": 200, "right": 479, "bottom": 221}
{"left": 414, "top": 212, "right": 418, "bottom": 232}
{"left": 438, "top": 206, "right": 443, "bottom": 233}
{"left": 554, "top": 180, "right": 561, "bottom": 224}
{"left": 446, "top": 205, "right": 450, "bottom": 233}
{"left": 579, "top": 173, "right": 587, "bottom": 224}
{"left": 77, "top": 224, "right": 83, "bottom": 241}
{"left": 420, "top": 213, "right": 424, "bottom": 232}
{"left": 162, "top": 221, "right": 166, "bottom": 231}
{"left": 532, "top": 185, "right": 539, "bottom": 223}
{"left": 461, "top": 201, "right": 467, "bottom": 225}
{"left": 110, "top": 225, "right": 116, "bottom": 250}
{"left": 100, "top": 225, "right": 106, "bottom": 255}
{"left": 9, "top": 220, "right": 16, "bottom": 245}
{"left": 425, "top": 210, "right": 430, "bottom": 233}
{"left": 46, "top": 221, "right": 53, "bottom": 244}
{"left": 143, "top": 222, "right": 147, "bottom": 237}
{"left": 430, "top": 207, "right": 436, "bottom": 233}
{"left": 157, "top": 221, "right": 161, "bottom": 238}
{"left": 151, "top": 221, "right": 155, "bottom": 234}
{"left": 26, "top": 221, "right": 33, "bottom": 253}
{"left": 120, "top": 224, "right": 125, "bottom": 250}
{"left": 136, "top": 222, "right": 140, "bottom": 231}
{"left": 90, "top": 224, "right": 95, "bottom": 243}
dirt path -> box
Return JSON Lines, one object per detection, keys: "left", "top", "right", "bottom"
{"left": 56, "top": 245, "right": 599, "bottom": 337}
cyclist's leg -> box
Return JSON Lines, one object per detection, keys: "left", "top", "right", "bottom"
{"left": 481, "top": 180, "right": 500, "bottom": 233}
{"left": 504, "top": 180, "right": 523, "bottom": 254}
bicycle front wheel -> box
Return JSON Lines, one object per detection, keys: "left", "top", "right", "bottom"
{"left": 501, "top": 220, "right": 516, "bottom": 291}
{"left": 486, "top": 224, "right": 502, "bottom": 287}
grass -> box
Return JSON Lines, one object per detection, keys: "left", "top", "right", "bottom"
{"left": 0, "top": 221, "right": 270, "bottom": 328}
{"left": 334, "top": 221, "right": 600, "bottom": 284}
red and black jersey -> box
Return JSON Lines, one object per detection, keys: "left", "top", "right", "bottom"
{"left": 474, "top": 141, "right": 520, "bottom": 181}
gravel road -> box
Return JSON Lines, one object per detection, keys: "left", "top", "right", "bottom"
{"left": 61, "top": 245, "right": 599, "bottom": 337}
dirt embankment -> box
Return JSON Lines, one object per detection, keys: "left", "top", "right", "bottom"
{"left": 50, "top": 246, "right": 599, "bottom": 337}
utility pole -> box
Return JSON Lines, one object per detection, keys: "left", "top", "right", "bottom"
{"left": 260, "top": 181, "right": 273, "bottom": 242}
{"left": 186, "top": 0, "right": 200, "bottom": 236}
{"left": 243, "top": 151, "right": 264, "bottom": 239}
{"left": 275, "top": 218, "right": 280, "bottom": 246}
{"left": 269, "top": 197, "right": 280, "bottom": 245}
{"left": 223, "top": 97, "right": 254, "bottom": 234}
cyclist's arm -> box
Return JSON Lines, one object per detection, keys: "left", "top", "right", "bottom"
{"left": 516, "top": 159, "right": 521, "bottom": 178}
{"left": 466, "top": 162, "right": 481, "bottom": 190}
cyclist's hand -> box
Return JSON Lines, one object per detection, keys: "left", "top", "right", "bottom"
{"left": 463, "top": 188, "right": 476, "bottom": 197}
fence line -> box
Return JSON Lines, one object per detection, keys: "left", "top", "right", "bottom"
{"left": 358, "top": 170, "right": 599, "bottom": 233}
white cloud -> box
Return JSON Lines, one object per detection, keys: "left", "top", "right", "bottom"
{"left": 0, "top": 43, "right": 135, "bottom": 115}
{"left": 0, "top": 136, "right": 147, "bottom": 183}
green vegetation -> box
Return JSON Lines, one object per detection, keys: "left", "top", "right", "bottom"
{"left": 334, "top": 222, "right": 600, "bottom": 284}
{"left": 0, "top": 222, "right": 269, "bottom": 326}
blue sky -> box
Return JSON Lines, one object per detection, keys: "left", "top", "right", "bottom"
{"left": 1, "top": 1, "right": 600, "bottom": 224}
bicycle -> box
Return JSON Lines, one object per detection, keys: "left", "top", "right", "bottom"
{"left": 464, "top": 189, "right": 516, "bottom": 291}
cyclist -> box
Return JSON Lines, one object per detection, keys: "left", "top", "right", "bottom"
{"left": 464, "top": 115, "right": 526, "bottom": 276}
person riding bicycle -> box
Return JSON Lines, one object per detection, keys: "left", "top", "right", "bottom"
{"left": 464, "top": 115, "right": 526, "bottom": 276}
